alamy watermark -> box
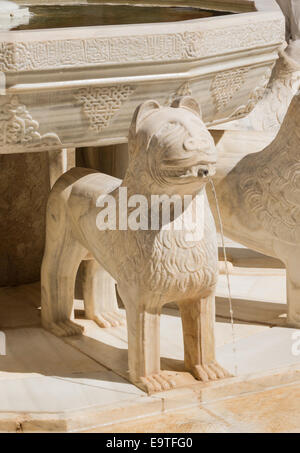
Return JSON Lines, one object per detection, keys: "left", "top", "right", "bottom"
{"left": 95, "top": 187, "right": 205, "bottom": 241}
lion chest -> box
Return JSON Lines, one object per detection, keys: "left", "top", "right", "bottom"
{"left": 150, "top": 229, "right": 218, "bottom": 299}
{"left": 115, "top": 217, "right": 218, "bottom": 301}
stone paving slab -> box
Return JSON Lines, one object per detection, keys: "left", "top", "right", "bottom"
{"left": 88, "top": 379, "right": 300, "bottom": 433}
{"left": 0, "top": 268, "right": 299, "bottom": 432}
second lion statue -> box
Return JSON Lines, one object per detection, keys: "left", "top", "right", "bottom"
{"left": 41, "top": 96, "right": 230, "bottom": 393}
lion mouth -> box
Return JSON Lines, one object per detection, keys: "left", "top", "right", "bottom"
{"left": 161, "top": 162, "right": 216, "bottom": 179}
{"left": 184, "top": 163, "right": 216, "bottom": 178}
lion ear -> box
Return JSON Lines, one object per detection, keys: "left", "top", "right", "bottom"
{"left": 171, "top": 96, "right": 202, "bottom": 118}
{"left": 131, "top": 100, "right": 161, "bottom": 131}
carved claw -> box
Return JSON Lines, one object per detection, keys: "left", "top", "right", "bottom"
{"left": 140, "top": 371, "right": 177, "bottom": 394}
{"left": 192, "top": 361, "right": 232, "bottom": 382}
{"left": 93, "top": 311, "right": 126, "bottom": 328}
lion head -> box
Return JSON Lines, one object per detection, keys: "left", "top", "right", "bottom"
{"left": 127, "top": 97, "right": 217, "bottom": 194}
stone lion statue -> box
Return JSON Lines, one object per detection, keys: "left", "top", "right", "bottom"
{"left": 211, "top": 93, "right": 300, "bottom": 328}
{"left": 41, "top": 97, "right": 230, "bottom": 393}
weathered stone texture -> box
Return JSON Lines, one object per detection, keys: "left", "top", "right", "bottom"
{"left": 0, "top": 152, "right": 50, "bottom": 286}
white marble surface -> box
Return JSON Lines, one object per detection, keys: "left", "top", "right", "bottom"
{"left": 65, "top": 308, "right": 299, "bottom": 383}
{"left": 0, "top": 372, "right": 143, "bottom": 413}
{"left": 0, "top": 327, "right": 143, "bottom": 413}
{"left": 217, "top": 272, "right": 286, "bottom": 303}
{"left": 0, "top": 271, "right": 299, "bottom": 429}
{"left": 218, "top": 326, "right": 300, "bottom": 376}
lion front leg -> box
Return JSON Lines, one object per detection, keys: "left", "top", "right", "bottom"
{"left": 119, "top": 289, "right": 177, "bottom": 394}
{"left": 273, "top": 243, "right": 300, "bottom": 328}
{"left": 179, "top": 295, "right": 232, "bottom": 382}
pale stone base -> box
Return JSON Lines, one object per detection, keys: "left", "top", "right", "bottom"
{"left": 0, "top": 268, "right": 299, "bottom": 432}
{"left": 86, "top": 374, "right": 300, "bottom": 433}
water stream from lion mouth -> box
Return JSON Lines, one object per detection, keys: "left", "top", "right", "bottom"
{"left": 209, "top": 178, "right": 238, "bottom": 376}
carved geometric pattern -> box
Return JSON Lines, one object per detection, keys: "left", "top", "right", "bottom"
{"left": 211, "top": 68, "right": 249, "bottom": 112}
{"left": 165, "top": 82, "right": 192, "bottom": 106}
{"left": 0, "top": 19, "right": 284, "bottom": 73}
{"left": 74, "top": 85, "right": 135, "bottom": 133}
{"left": 175, "top": 81, "right": 192, "bottom": 97}
{"left": 229, "top": 66, "right": 273, "bottom": 119}
{"left": 0, "top": 96, "right": 61, "bottom": 148}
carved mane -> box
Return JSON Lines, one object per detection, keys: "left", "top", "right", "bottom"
{"left": 237, "top": 93, "right": 300, "bottom": 244}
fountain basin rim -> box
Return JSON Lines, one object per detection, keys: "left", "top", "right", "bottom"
{"left": 0, "top": 0, "right": 282, "bottom": 35}
{"left": 0, "top": 7, "right": 283, "bottom": 41}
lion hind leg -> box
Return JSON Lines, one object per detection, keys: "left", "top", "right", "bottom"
{"left": 41, "top": 196, "right": 87, "bottom": 337}
{"left": 81, "top": 259, "right": 125, "bottom": 328}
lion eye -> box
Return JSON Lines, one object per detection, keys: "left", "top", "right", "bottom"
{"left": 183, "top": 138, "right": 198, "bottom": 151}
{"left": 167, "top": 121, "right": 178, "bottom": 129}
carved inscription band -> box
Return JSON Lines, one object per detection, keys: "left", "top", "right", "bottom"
{"left": 0, "top": 20, "right": 284, "bottom": 73}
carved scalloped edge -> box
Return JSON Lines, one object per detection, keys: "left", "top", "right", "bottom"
{"left": 0, "top": 95, "right": 61, "bottom": 150}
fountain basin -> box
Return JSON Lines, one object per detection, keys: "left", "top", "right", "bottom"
{"left": 0, "top": 1, "right": 285, "bottom": 152}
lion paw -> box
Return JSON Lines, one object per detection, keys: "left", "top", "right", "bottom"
{"left": 45, "top": 320, "right": 84, "bottom": 337}
{"left": 140, "top": 371, "right": 177, "bottom": 394}
{"left": 93, "top": 311, "right": 125, "bottom": 328}
{"left": 192, "top": 361, "right": 232, "bottom": 382}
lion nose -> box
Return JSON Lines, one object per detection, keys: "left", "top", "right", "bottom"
{"left": 198, "top": 168, "right": 209, "bottom": 177}
{"left": 183, "top": 138, "right": 197, "bottom": 151}
{"left": 199, "top": 168, "right": 209, "bottom": 177}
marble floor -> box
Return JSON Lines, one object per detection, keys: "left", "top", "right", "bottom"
{"left": 87, "top": 381, "right": 300, "bottom": 433}
{"left": 0, "top": 250, "right": 299, "bottom": 432}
